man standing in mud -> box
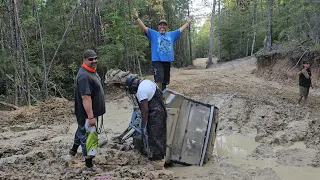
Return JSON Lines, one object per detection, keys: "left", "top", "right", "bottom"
{"left": 297, "top": 61, "right": 313, "bottom": 106}
{"left": 125, "top": 77, "right": 167, "bottom": 170}
{"left": 70, "top": 49, "right": 105, "bottom": 171}
{"left": 133, "top": 11, "right": 192, "bottom": 90}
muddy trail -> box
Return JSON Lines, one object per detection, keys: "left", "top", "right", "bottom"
{"left": 1, "top": 57, "right": 320, "bottom": 179}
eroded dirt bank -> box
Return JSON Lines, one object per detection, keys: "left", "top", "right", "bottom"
{"left": 1, "top": 56, "right": 320, "bottom": 179}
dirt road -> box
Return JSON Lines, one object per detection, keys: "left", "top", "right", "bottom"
{"left": 1, "top": 57, "right": 320, "bottom": 179}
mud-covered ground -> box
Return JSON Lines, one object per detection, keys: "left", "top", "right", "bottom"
{"left": 0, "top": 96, "right": 174, "bottom": 179}
{"left": 1, "top": 57, "right": 320, "bottom": 179}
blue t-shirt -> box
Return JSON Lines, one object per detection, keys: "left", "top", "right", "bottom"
{"left": 146, "top": 28, "right": 180, "bottom": 62}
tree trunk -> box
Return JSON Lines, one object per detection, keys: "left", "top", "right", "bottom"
{"left": 251, "top": 32, "right": 257, "bottom": 55}
{"left": 264, "top": 0, "right": 273, "bottom": 52}
{"left": 0, "top": 18, "right": 9, "bottom": 101}
{"left": 260, "top": 0, "right": 263, "bottom": 21}
{"left": 207, "top": 0, "right": 217, "bottom": 68}
{"left": 251, "top": 0, "right": 257, "bottom": 55}
{"left": 6, "top": 0, "right": 18, "bottom": 105}
{"left": 13, "top": 0, "right": 23, "bottom": 105}
{"left": 94, "top": 0, "right": 98, "bottom": 47}
{"left": 0, "top": 19, "right": 4, "bottom": 53}
{"left": 188, "top": 3, "right": 192, "bottom": 63}
{"left": 313, "top": 4, "right": 319, "bottom": 44}
{"left": 246, "top": 38, "right": 249, "bottom": 56}
{"left": 128, "top": 0, "right": 142, "bottom": 76}
{"left": 277, "top": 0, "right": 280, "bottom": 15}
{"left": 123, "top": 0, "right": 129, "bottom": 71}
{"left": 217, "top": 0, "right": 222, "bottom": 61}
{"left": 13, "top": 0, "right": 31, "bottom": 106}
{"left": 34, "top": 1, "right": 48, "bottom": 99}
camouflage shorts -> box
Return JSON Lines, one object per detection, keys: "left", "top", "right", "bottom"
{"left": 152, "top": 61, "right": 171, "bottom": 85}
{"left": 299, "top": 86, "right": 310, "bottom": 98}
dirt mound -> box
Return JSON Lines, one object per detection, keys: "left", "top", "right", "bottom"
{"left": 104, "top": 69, "right": 138, "bottom": 86}
{"left": 276, "top": 148, "right": 318, "bottom": 167}
{"left": 0, "top": 97, "right": 73, "bottom": 126}
{"left": 95, "top": 142, "right": 174, "bottom": 179}
{"left": 0, "top": 140, "right": 174, "bottom": 180}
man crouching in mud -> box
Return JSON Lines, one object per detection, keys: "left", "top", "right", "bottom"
{"left": 125, "top": 77, "right": 167, "bottom": 170}
{"left": 297, "top": 60, "right": 313, "bottom": 106}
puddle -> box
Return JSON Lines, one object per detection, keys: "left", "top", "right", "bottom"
{"left": 10, "top": 126, "right": 26, "bottom": 132}
{"left": 104, "top": 105, "right": 132, "bottom": 134}
{"left": 214, "top": 134, "right": 259, "bottom": 158}
{"left": 214, "top": 135, "right": 320, "bottom": 180}
{"left": 67, "top": 123, "right": 78, "bottom": 134}
{"left": 230, "top": 157, "right": 278, "bottom": 168}
{"left": 67, "top": 104, "right": 132, "bottom": 135}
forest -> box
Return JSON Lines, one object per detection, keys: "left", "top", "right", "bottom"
{"left": 0, "top": 0, "right": 319, "bottom": 106}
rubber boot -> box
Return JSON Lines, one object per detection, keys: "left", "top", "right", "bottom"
{"left": 69, "top": 144, "right": 79, "bottom": 156}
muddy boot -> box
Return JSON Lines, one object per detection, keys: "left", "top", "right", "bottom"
{"left": 153, "top": 158, "right": 166, "bottom": 170}
{"left": 69, "top": 144, "right": 79, "bottom": 156}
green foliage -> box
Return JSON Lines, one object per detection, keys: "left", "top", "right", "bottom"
{"left": 0, "top": 0, "right": 192, "bottom": 102}
{"left": 193, "top": 0, "right": 320, "bottom": 61}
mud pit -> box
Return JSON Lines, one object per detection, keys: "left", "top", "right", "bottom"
{"left": 1, "top": 57, "right": 320, "bottom": 179}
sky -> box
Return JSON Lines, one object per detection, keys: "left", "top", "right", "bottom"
{"left": 190, "top": 0, "right": 213, "bottom": 28}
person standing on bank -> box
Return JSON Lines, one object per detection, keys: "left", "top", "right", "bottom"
{"left": 125, "top": 76, "right": 168, "bottom": 170}
{"left": 70, "top": 49, "right": 106, "bottom": 171}
{"left": 132, "top": 11, "right": 192, "bottom": 90}
{"left": 297, "top": 61, "right": 313, "bottom": 106}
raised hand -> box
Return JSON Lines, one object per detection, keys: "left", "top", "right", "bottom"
{"left": 186, "top": 16, "right": 192, "bottom": 24}
{"left": 132, "top": 9, "right": 139, "bottom": 20}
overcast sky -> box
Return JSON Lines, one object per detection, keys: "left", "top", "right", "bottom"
{"left": 189, "top": 0, "right": 213, "bottom": 28}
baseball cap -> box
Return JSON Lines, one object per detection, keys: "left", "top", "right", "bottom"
{"left": 302, "top": 60, "right": 310, "bottom": 64}
{"left": 83, "top": 49, "right": 97, "bottom": 59}
{"left": 158, "top": 19, "right": 168, "bottom": 25}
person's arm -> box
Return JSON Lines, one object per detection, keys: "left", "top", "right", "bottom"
{"left": 301, "top": 69, "right": 310, "bottom": 79}
{"left": 140, "top": 99, "right": 148, "bottom": 136}
{"left": 297, "top": 71, "right": 302, "bottom": 75}
{"left": 179, "top": 17, "right": 192, "bottom": 33}
{"left": 82, "top": 95, "right": 96, "bottom": 126}
{"left": 132, "top": 11, "right": 148, "bottom": 34}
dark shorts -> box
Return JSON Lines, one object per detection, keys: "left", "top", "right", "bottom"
{"left": 152, "top": 61, "right": 171, "bottom": 85}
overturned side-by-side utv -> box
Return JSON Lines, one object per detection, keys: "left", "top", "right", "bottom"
{"left": 116, "top": 89, "right": 219, "bottom": 166}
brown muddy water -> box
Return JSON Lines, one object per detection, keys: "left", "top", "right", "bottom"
{"left": 213, "top": 135, "right": 320, "bottom": 180}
